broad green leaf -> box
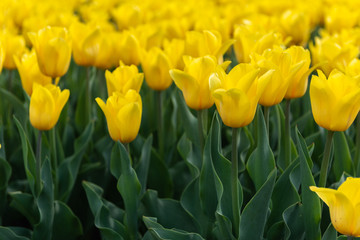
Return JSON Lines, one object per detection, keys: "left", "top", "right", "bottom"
{"left": 322, "top": 223, "right": 337, "bottom": 240}
{"left": 142, "top": 190, "right": 198, "bottom": 233}
{"left": 267, "top": 221, "right": 286, "bottom": 240}
{"left": 33, "top": 158, "right": 54, "bottom": 240}
{"left": 283, "top": 203, "right": 305, "bottom": 240}
{"left": 9, "top": 192, "right": 39, "bottom": 226}
{"left": 332, "top": 132, "right": 353, "bottom": 181}
{"left": 0, "top": 88, "right": 27, "bottom": 122}
{"left": 0, "top": 227, "right": 29, "bottom": 240}
{"left": 177, "top": 134, "right": 201, "bottom": 178}
{"left": 268, "top": 159, "right": 300, "bottom": 226}
{"left": 57, "top": 122, "right": 94, "bottom": 202}
{"left": 52, "top": 201, "right": 83, "bottom": 240}
{"left": 135, "top": 135, "right": 153, "bottom": 195}
{"left": 116, "top": 141, "right": 141, "bottom": 240}
{"left": 246, "top": 108, "right": 276, "bottom": 190}
{"left": 143, "top": 216, "right": 205, "bottom": 240}
{"left": 83, "top": 181, "right": 127, "bottom": 240}
{"left": 296, "top": 128, "right": 321, "bottom": 240}
{"left": 14, "top": 116, "right": 36, "bottom": 196}
{"left": 215, "top": 212, "right": 235, "bottom": 240}
{"left": 176, "top": 90, "right": 200, "bottom": 147}
{"left": 239, "top": 169, "right": 277, "bottom": 239}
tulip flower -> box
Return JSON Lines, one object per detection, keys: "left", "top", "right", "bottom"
{"left": 163, "top": 38, "right": 185, "bottom": 70}
{"left": 310, "top": 69, "right": 360, "bottom": 132}
{"left": 105, "top": 61, "right": 144, "bottom": 96}
{"left": 30, "top": 83, "right": 70, "bottom": 131}
{"left": 324, "top": 5, "right": 358, "bottom": 34}
{"left": 141, "top": 47, "right": 173, "bottom": 91}
{"left": 310, "top": 177, "right": 360, "bottom": 237}
{"left": 28, "top": 26, "right": 72, "bottom": 78}
{"left": 111, "top": 3, "right": 143, "bottom": 30}
{"left": 251, "top": 46, "right": 306, "bottom": 106}
{"left": 170, "top": 55, "right": 229, "bottom": 110}
{"left": 209, "top": 63, "right": 274, "bottom": 128}
{"left": 1, "top": 32, "right": 26, "bottom": 70}
{"left": 284, "top": 46, "right": 311, "bottom": 99}
{"left": 93, "top": 31, "right": 119, "bottom": 70}
{"left": 70, "top": 21, "right": 101, "bottom": 67}
{"left": 14, "top": 50, "right": 52, "bottom": 96}
{"left": 280, "top": 10, "right": 310, "bottom": 46}
{"left": 117, "top": 31, "right": 142, "bottom": 66}
{"left": 95, "top": 90, "right": 142, "bottom": 143}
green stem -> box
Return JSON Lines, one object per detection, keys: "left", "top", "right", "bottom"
{"left": 156, "top": 91, "right": 164, "bottom": 160}
{"left": 355, "top": 114, "right": 360, "bottom": 176}
{"left": 197, "top": 110, "right": 204, "bottom": 152}
{"left": 50, "top": 127, "right": 57, "bottom": 196}
{"left": 124, "top": 143, "right": 130, "bottom": 155}
{"left": 264, "top": 106, "right": 270, "bottom": 137}
{"left": 284, "top": 99, "right": 291, "bottom": 168}
{"left": 318, "top": 130, "right": 335, "bottom": 188}
{"left": 36, "top": 131, "right": 42, "bottom": 195}
{"left": 231, "top": 128, "right": 240, "bottom": 238}
{"left": 347, "top": 236, "right": 353, "bottom": 240}
{"left": 86, "top": 67, "right": 91, "bottom": 122}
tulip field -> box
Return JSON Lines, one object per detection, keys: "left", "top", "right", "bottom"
{"left": 2, "top": 0, "right": 360, "bottom": 239}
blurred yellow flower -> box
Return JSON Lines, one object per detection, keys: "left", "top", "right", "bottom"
{"left": 310, "top": 177, "right": 360, "bottom": 237}
{"left": 1, "top": 31, "right": 26, "bottom": 70}
{"left": 209, "top": 63, "right": 274, "bottom": 128}
{"left": 117, "top": 31, "right": 142, "bottom": 66}
{"left": 96, "top": 90, "right": 142, "bottom": 143}
{"left": 280, "top": 9, "right": 310, "bottom": 46}
{"left": 28, "top": 26, "right": 72, "bottom": 78}
{"left": 70, "top": 21, "right": 101, "bottom": 67}
{"left": 105, "top": 61, "right": 144, "bottom": 96}
{"left": 324, "top": 5, "right": 358, "bottom": 34}
{"left": 141, "top": 47, "right": 173, "bottom": 91}
{"left": 251, "top": 47, "right": 305, "bottom": 106}
{"left": 111, "top": 3, "right": 143, "bottom": 30}
{"left": 30, "top": 83, "right": 70, "bottom": 131}
{"left": 170, "top": 55, "right": 229, "bottom": 110}
{"left": 163, "top": 38, "right": 185, "bottom": 70}
{"left": 310, "top": 69, "right": 360, "bottom": 131}
{"left": 14, "top": 49, "right": 52, "bottom": 96}
{"left": 284, "top": 46, "right": 311, "bottom": 99}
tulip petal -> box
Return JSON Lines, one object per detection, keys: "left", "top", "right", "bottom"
{"left": 338, "top": 178, "right": 360, "bottom": 206}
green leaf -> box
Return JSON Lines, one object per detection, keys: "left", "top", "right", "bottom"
{"left": 33, "top": 158, "right": 54, "bottom": 240}
{"left": 246, "top": 108, "right": 276, "bottom": 190}
{"left": 142, "top": 190, "right": 199, "bottom": 233}
{"left": 83, "top": 181, "right": 127, "bottom": 240}
{"left": 332, "top": 132, "right": 353, "bottom": 181}
{"left": 143, "top": 216, "right": 205, "bottom": 240}
{"left": 268, "top": 159, "right": 300, "bottom": 226}
{"left": 176, "top": 90, "right": 200, "bottom": 147}
{"left": 215, "top": 212, "right": 235, "bottom": 240}
{"left": 14, "top": 116, "right": 36, "bottom": 196}
{"left": 135, "top": 135, "right": 153, "bottom": 195}
{"left": 322, "top": 223, "right": 337, "bottom": 240}
{"left": 283, "top": 203, "right": 305, "bottom": 240}
{"left": 0, "top": 88, "right": 27, "bottom": 122}
{"left": 0, "top": 227, "right": 29, "bottom": 240}
{"left": 239, "top": 169, "right": 277, "bottom": 239}
{"left": 0, "top": 157, "right": 11, "bottom": 216}
{"left": 296, "top": 127, "right": 321, "bottom": 240}
{"left": 177, "top": 134, "right": 201, "bottom": 178}
{"left": 57, "top": 122, "right": 94, "bottom": 202}
{"left": 52, "top": 201, "right": 83, "bottom": 240}
{"left": 267, "top": 221, "right": 286, "bottom": 240}
{"left": 9, "top": 192, "right": 39, "bottom": 226}
{"left": 115, "top": 142, "right": 141, "bottom": 239}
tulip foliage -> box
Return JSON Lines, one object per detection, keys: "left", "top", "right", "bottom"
{"left": 1, "top": 0, "right": 360, "bottom": 240}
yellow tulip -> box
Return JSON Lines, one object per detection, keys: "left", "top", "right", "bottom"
{"left": 95, "top": 90, "right": 142, "bottom": 143}
{"left": 93, "top": 31, "right": 118, "bottom": 70}
{"left": 105, "top": 61, "right": 144, "bottom": 96}
{"left": 1, "top": 31, "right": 26, "bottom": 70}
{"left": 233, "top": 25, "right": 285, "bottom": 63}
{"left": 117, "top": 31, "right": 142, "bottom": 66}
{"left": 209, "top": 63, "right": 274, "bottom": 128}
{"left": 30, "top": 83, "right": 70, "bottom": 131}
{"left": 310, "top": 177, "right": 360, "bottom": 237}
{"left": 14, "top": 50, "right": 52, "bottom": 96}
{"left": 70, "top": 21, "right": 101, "bottom": 67}
{"left": 28, "top": 26, "right": 72, "bottom": 78}
{"left": 111, "top": 3, "right": 143, "bottom": 30}
{"left": 280, "top": 9, "right": 310, "bottom": 46}
{"left": 163, "top": 38, "right": 185, "bottom": 70}
{"left": 170, "top": 55, "right": 229, "bottom": 110}
{"left": 251, "top": 47, "right": 306, "bottom": 106}
{"left": 141, "top": 47, "right": 173, "bottom": 91}
{"left": 284, "top": 46, "right": 311, "bottom": 99}
{"left": 310, "top": 69, "right": 360, "bottom": 131}
{"left": 346, "top": 58, "right": 360, "bottom": 79}
{"left": 324, "top": 5, "right": 358, "bottom": 34}
{"left": 310, "top": 36, "right": 359, "bottom": 77}
{"left": 184, "top": 30, "right": 234, "bottom": 62}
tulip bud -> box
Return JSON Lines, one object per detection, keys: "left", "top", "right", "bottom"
{"left": 30, "top": 83, "right": 70, "bottom": 131}
{"left": 141, "top": 47, "right": 173, "bottom": 91}
{"left": 96, "top": 90, "right": 142, "bottom": 143}
{"left": 14, "top": 50, "right": 52, "bottom": 96}
{"left": 117, "top": 31, "right": 142, "bottom": 66}
{"left": 28, "top": 26, "right": 72, "bottom": 78}
{"left": 310, "top": 69, "right": 360, "bottom": 132}
{"left": 105, "top": 61, "right": 144, "bottom": 96}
